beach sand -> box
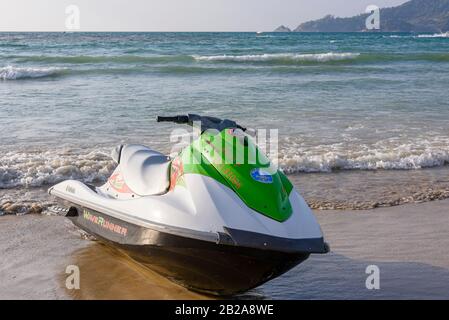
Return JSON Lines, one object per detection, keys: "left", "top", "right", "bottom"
{"left": 261, "top": 198, "right": 449, "bottom": 299}
{"left": 1, "top": 199, "right": 448, "bottom": 299}
{"left": 0, "top": 214, "right": 206, "bottom": 300}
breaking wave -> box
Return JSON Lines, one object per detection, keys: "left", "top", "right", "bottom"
{"left": 192, "top": 52, "right": 360, "bottom": 63}
{"left": 416, "top": 32, "right": 449, "bottom": 38}
{"left": 0, "top": 66, "right": 64, "bottom": 80}
{"left": 0, "top": 149, "right": 115, "bottom": 189}
{"left": 1, "top": 142, "right": 449, "bottom": 189}
{"left": 385, "top": 33, "right": 449, "bottom": 39}
{"left": 3, "top": 52, "right": 449, "bottom": 80}
{"left": 280, "top": 143, "right": 449, "bottom": 174}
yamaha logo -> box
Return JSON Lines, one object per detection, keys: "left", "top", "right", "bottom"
{"left": 65, "top": 185, "right": 76, "bottom": 194}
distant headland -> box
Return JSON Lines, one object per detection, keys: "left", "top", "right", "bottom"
{"left": 274, "top": 0, "right": 449, "bottom": 32}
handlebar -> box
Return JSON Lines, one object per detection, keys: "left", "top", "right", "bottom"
{"left": 157, "top": 115, "right": 189, "bottom": 124}
{"left": 156, "top": 114, "right": 246, "bottom": 132}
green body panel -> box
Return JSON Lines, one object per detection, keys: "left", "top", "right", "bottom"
{"left": 278, "top": 170, "right": 294, "bottom": 195}
{"left": 180, "top": 145, "right": 231, "bottom": 189}
{"left": 179, "top": 128, "right": 293, "bottom": 222}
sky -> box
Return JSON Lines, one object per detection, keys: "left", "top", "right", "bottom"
{"left": 0, "top": 0, "right": 408, "bottom": 32}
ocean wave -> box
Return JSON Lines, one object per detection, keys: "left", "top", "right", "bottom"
{"left": 192, "top": 52, "right": 449, "bottom": 65}
{"left": 386, "top": 35, "right": 407, "bottom": 38}
{"left": 192, "top": 52, "right": 360, "bottom": 63}
{"left": 0, "top": 64, "right": 387, "bottom": 79}
{"left": 1, "top": 142, "right": 449, "bottom": 189}
{"left": 0, "top": 66, "right": 63, "bottom": 80}
{"left": 9, "top": 53, "right": 360, "bottom": 65}
{"left": 0, "top": 65, "right": 295, "bottom": 78}
{"left": 280, "top": 145, "right": 449, "bottom": 174}
{"left": 0, "top": 149, "right": 115, "bottom": 189}
{"left": 384, "top": 33, "right": 449, "bottom": 39}
{"left": 416, "top": 32, "right": 449, "bottom": 38}
{"left": 3, "top": 52, "right": 449, "bottom": 76}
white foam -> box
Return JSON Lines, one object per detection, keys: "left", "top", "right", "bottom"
{"left": 385, "top": 33, "right": 449, "bottom": 39}
{"left": 0, "top": 149, "right": 115, "bottom": 188}
{"left": 344, "top": 124, "right": 365, "bottom": 131}
{"left": 192, "top": 52, "right": 360, "bottom": 62}
{"left": 0, "top": 66, "right": 62, "bottom": 80}
{"left": 416, "top": 32, "right": 449, "bottom": 38}
{"left": 1, "top": 140, "right": 449, "bottom": 189}
{"left": 279, "top": 140, "right": 449, "bottom": 173}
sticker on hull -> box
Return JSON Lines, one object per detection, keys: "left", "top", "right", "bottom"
{"left": 108, "top": 172, "right": 132, "bottom": 193}
{"left": 82, "top": 209, "right": 128, "bottom": 236}
{"left": 250, "top": 168, "right": 273, "bottom": 184}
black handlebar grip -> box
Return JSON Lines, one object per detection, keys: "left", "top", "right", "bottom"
{"left": 157, "top": 116, "right": 175, "bottom": 122}
{"left": 157, "top": 115, "right": 189, "bottom": 123}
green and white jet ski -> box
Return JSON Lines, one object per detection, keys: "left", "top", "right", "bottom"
{"left": 49, "top": 114, "right": 329, "bottom": 296}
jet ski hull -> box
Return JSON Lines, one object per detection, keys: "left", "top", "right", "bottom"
{"left": 65, "top": 204, "right": 312, "bottom": 296}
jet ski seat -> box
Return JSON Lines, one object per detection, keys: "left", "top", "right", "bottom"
{"left": 113, "top": 144, "right": 171, "bottom": 196}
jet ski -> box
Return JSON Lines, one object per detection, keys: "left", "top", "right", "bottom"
{"left": 49, "top": 114, "right": 329, "bottom": 296}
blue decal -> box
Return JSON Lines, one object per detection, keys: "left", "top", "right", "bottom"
{"left": 250, "top": 168, "right": 273, "bottom": 184}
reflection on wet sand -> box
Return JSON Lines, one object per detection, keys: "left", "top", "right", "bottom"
{"left": 64, "top": 243, "right": 210, "bottom": 300}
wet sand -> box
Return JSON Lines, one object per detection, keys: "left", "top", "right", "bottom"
{"left": 261, "top": 198, "right": 449, "bottom": 299}
{"left": 0, "top": 214, "right": 206, "bottom": 300}
{"left": 291, "top": 166, "right": 449, "bottom": 210}
{"left": 1, "top": 199, "right": 449, "bottom": 299}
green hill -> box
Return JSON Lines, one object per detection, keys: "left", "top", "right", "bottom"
{"left": 292, "top": 0, "right": 449, "bottom": 32}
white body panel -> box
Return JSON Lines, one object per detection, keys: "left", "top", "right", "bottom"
{"left": 50, "top": 173, "right": 323, "bottom": 241}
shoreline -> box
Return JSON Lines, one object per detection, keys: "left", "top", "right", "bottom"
{"left": 307, "top": 187, "right": 449, "bottom": 210}
{"left": 1, "top": 198, "right": 449, "bottom": 299}
{"left": 2, "top": 187, "right": 449, "bottom": 214}
{"left": 2, "top": 165, "right": 449, "bottom": 214}
{"left": 2, "top": 189, "right": 449, "bottom": 214}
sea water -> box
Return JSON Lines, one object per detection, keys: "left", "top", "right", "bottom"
{"left": 0, "top": 32, "right": 449, "bottom": 212}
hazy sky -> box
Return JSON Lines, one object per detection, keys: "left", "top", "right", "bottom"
{"left": 0, "top": 0, "right": 408, "bottom": 31}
